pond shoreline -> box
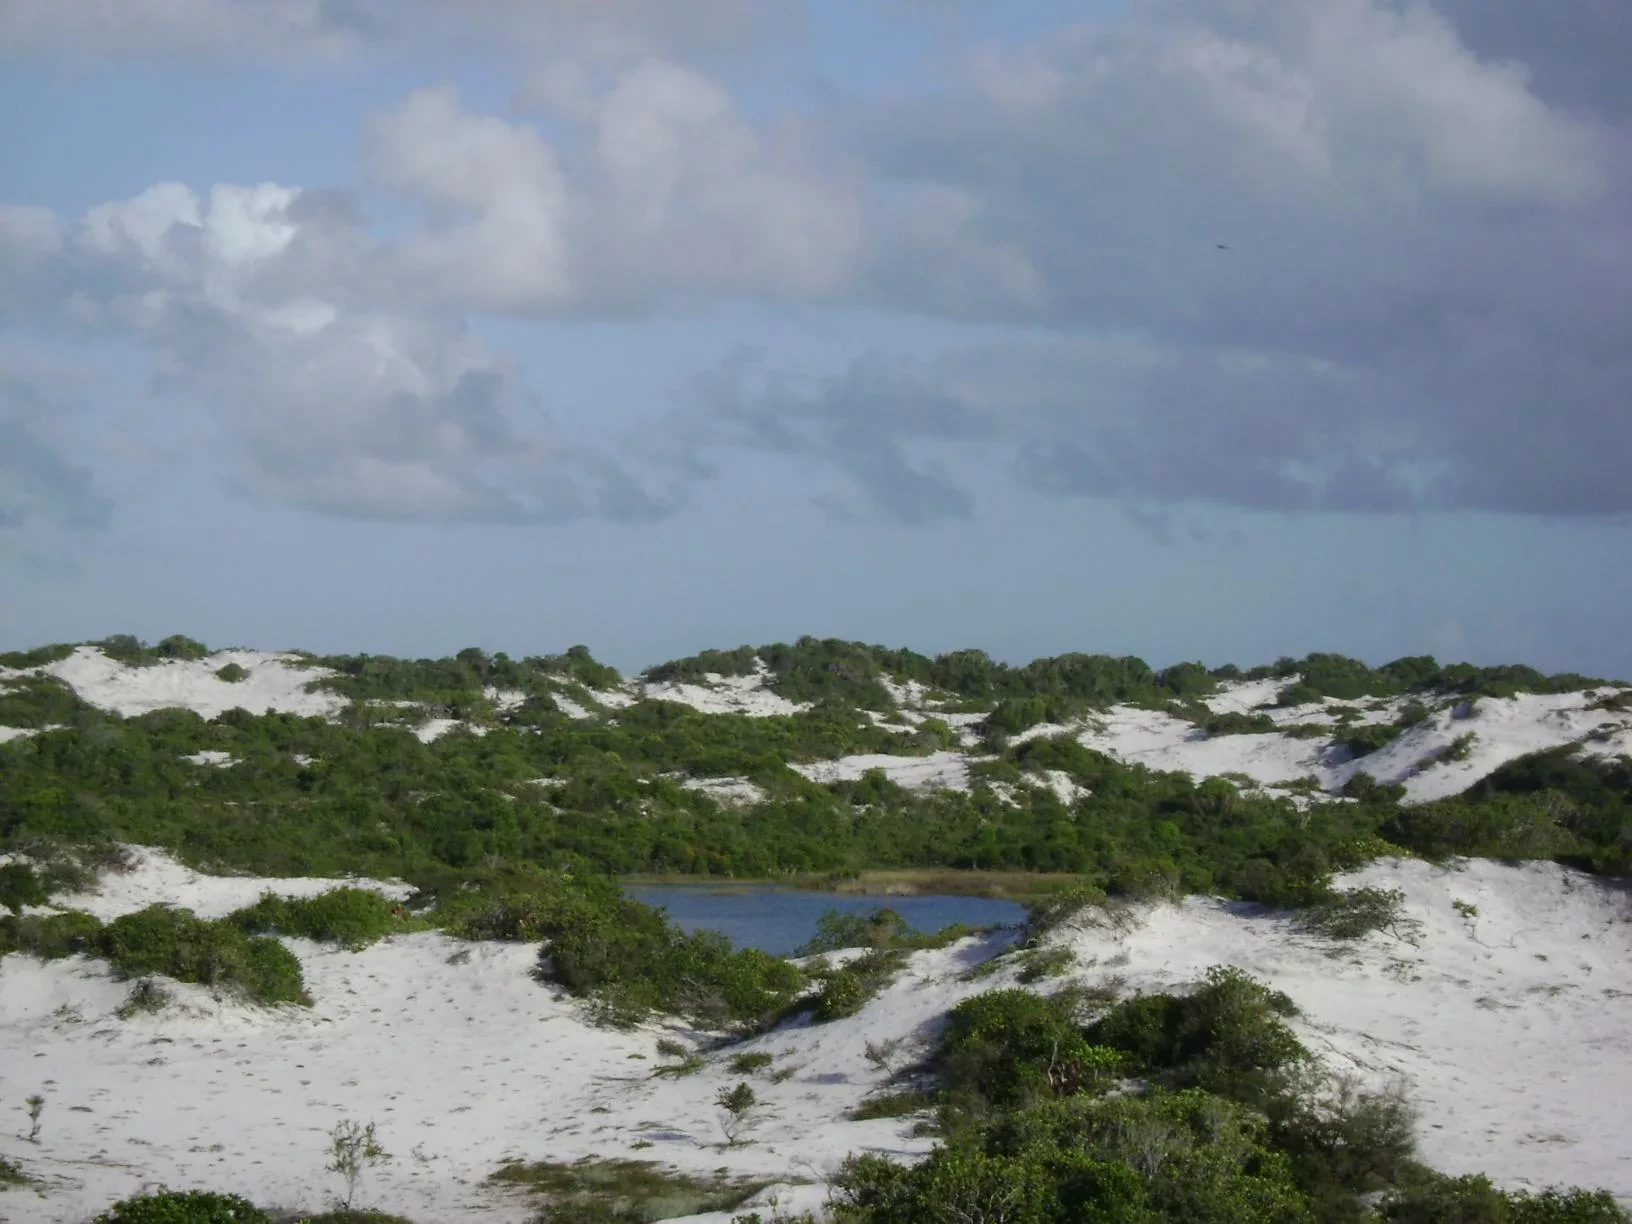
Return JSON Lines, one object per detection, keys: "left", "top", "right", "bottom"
{"left": 620, "top": 868, "right": 1086, "bottom": 902}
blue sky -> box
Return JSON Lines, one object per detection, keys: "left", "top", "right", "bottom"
{"left": 2, "top": 0, "right": 1629, "bottom": 677}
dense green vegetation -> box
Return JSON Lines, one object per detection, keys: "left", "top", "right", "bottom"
{"left": 3, "top": 647, "right": 1628, "bottom": 905}
{"left": 833, "top": 971, "right": 1629, "bottom": 1223}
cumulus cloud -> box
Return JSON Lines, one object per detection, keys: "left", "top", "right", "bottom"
{"left": 7, "top": 179, "right": 674, "bottom": 524}
{"left": 815, "top": 0, "right": 1631, "bottom": 518}
{"left": 365, "top": 74, "right": 862, "bottom": 313}
{"left": 3, "top": 0, "right": 1629, "bottom": 528}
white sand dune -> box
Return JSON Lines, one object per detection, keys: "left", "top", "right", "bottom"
{"left": 3, "top": 855, "right": 1628, "bottom": 1220}
{"left": 634, "top": 662, "right": 808, "bottom": 719}
{"left": 0, "top": 726, "right": 42, "bottom": 744}
{"left": 676, "top": 776, "right": 769, "bottom": 806}
{"left": 0, "top": 647, "right": 346, "bottom": 720}
{"left": 180, "top": 750, "right": 235, "bottom": 767}
{"left": 1006, "top": 683, "right": 1632, "bottom": 805}
{"left": 16, "top": 847, "right": 413, "bottom": 922}
{"left": 1051, "top": 857, "right": 1632, "bottom": 1201}
{"left": 790, "top": 751, "right": 975, "bottom": 791}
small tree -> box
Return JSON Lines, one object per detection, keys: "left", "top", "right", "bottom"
{"left": 25, "top": 1093, "right": 44, "bottom": 1142}
{"left": 716, "top": 1081, "right": 758, "bottom": 1147}
{"left": 326, "top": 1119, "right": 388, "bottom": 1208}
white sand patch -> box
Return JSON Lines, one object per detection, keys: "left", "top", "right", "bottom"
{"left": 1011, "top": 689, "right": 1631, "bottom": 803}
{"left": 879, "top": 677, "right": 933, "bottom": 709}
{"left": 1076, "top": 706, "right": 1338, "bottom": 788}
{"left": 0, "top": 725, "right": 40, "bottom": 744}
{"left": 0, "top": 929, "right": 1019, "bottom": 1224}
{"left": 1346, "top": 693, "right": 1632, "bottom": 802}
{"left": 791, "top": 751, "right": 973, "bottom": 791}
{"left": 1201, "top": 676, "right": 1287, "bottom": 715}
{"left": 862, "top": 709, "right": 920, "bottom": 734}
{"left": 414, "top": 717, "right": 470, "bottom": 743}
{"left": 483, "top": 687, "right": 528, "bottom": 713}
{"left": 180, "top": 750, "right": 235, "bottom": 767}
{"left": 636, "top": 663, "right": 808, "bottom": 718}
{"left": 677, "top": 777, "right": 768, "bottom": 807}
{"left": 34, "top": 847, "right": 411, "bottom": 922}
{"left": 1052, "top": 858, "right": 1632, "bottom": 1200}
{"left": 0, "top": 647, "right": 347, "bottom": 720}
{"left": 550, "top": 692, "right": 595, "bottom": 719}
{"left": 590, "top": 685, "right": 636, "bottom": 710}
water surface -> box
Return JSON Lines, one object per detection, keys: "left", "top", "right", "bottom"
{"left": 624, "top": 883, "right": 1027, "bottom": 956}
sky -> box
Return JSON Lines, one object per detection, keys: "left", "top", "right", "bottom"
{"left": 1, "top": 0, "right": 1630, "bottom": 678}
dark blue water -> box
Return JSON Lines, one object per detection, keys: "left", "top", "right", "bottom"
{"left": 623, "top": 883, "right": 1027, "bottom": 956}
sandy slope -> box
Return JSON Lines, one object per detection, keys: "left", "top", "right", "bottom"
{"left": 997, "top": 684, "right": 1632, "bottom": 804}
{"left": 0, "top": 647, "right": 345, "bottom": 720}
{"left": 633, "top": 664, "right": 808, "bottom": 718}
{"left": 790, "top": 751, "right": 975, "bottom": 791}
{"left": 1051, "top": 857, "right": 1632, "bottom": 1201}
{"left": 13, "top": 847, "right": 413, "bottom": 922}
{"left": 3, "top": 854, "right": 1629, "bottom": 1220}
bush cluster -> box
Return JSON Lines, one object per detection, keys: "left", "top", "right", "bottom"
{"left": 835, "top": 969, "right": 1628, "bottom": 1224}
{"left": 98, "top": 905, "right": 309, "bottom": 1005}
{"left": 228, "top": 888, "right": 406, "bottom": 950}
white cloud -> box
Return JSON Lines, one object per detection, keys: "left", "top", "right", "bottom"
{"left": 365, "top": 87, "right": 575, "bottom": 311}
{"left": 364, "top": 70, "right": 863, "bottom": 313}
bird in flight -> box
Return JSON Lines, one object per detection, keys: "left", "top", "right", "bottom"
{"left": 1216, "top": 243, "right": 1231, "bottom": 250}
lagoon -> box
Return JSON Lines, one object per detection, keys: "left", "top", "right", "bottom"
{"left": 623, "top": 883, "right": 1028, "bottom": 956}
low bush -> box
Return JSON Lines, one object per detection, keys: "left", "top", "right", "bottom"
{"left": 0, "top": 861, "right": 47, "bottom": 913}
{"left": 809, "top": 949, "right": 906, "bottom": 1023}
{"left": 99, "top": 905, "right": 309, "bottom": 1005}
{"left": 1381, "top": 1173, "right": 1630, "bottom": 1223}
{"left": 1296, "top": 887, "right": 1423, "bottom": 944}
{"left": 214, "top": 663, "right": 249, "bottom": 683}
{"left": 229, "top": 888, "right": 404, "bottom": 950}
{"left": 940, "top": 988, "right": 1120, "bottom": 1120}
{"left": 1086, "top": 967, "right": 1305, "bottom": 1103}
{"left": 1204, "top": 712, "right": 1279, "bottom": 736}
{"left": 851, "top": 1088, "right": 936, "bottom": 1121}
{"left": 92, "top": 1189, "right": 271, "bottom": 1223}
{"left": 727, "top": 1051, "right": 774, "bottom": 1075}
{"left": 493, "top": 1157, "right": 769, "bottom": 1223}
{"left": 0, "top": 909, "right": 104, "bottom": 959}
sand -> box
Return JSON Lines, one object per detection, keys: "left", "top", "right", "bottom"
{"left": 2, "top": 852, "right": 1629, "bottom": 1220}
{"left": 0, "top": 648, "right": 347, "bottom": 720}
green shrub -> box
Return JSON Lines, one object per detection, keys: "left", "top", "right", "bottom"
{"left": 93, "top": 1189, "right": 271, "bottom": 1223}
{"left": 727, "top": 1051, "right": 774, "bottom": 1075}
{"left": 0, "top": 861, "right": 47, "bottom": 913}
{"left": 1297, "top": 887, "right": 1423, "bottom": 944}
{"left": 1381, "top": 1173, "right": 1630, "bottom": 1223}
{"left": 0, "top": 642, "right": 75, "bottom": 669}
{"left": 1087, "top": 967, "right": 1305, "bottom": 1103}
{"left": 809, "top": 949, "right": 906, "bottom": 1023}
{"left": 493, "top": 1157, "right": 768, "bottom": 1222}
{"left": 851, "top": 1088, "right": 936, "bottom": 1121}
{"left": 214, "top": 663, "right": 249, "bottom": 683}
{"left": 0, "top": 910, "right": 104, "bottom": 959}
{"left": 940, "top": 988, "right": 1120, "bottom": 1118}
{"left": 98, "top": 905, "right": 310, "bottom": 1005}
{"left": 1205, "top": 712, "right": 1279, "bottom": 736}
{"left": 229, "top": 888, "right": 403, "bottom": 950}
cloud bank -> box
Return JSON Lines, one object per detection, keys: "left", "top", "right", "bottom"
{"left": 3, "top": 0, "right": 1627, "bottom": 531}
